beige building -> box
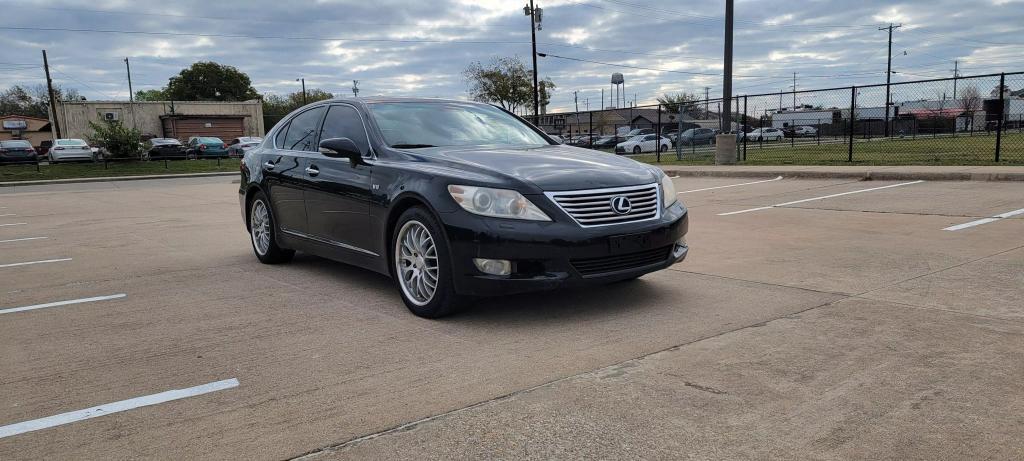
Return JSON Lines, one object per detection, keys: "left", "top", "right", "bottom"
{"left": 1, "top": 115, "right": 52, "bottom": 148}
{"left": 52, "top": 100, "right": 264, "bottom": 142}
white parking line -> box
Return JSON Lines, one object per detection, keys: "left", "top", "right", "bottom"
{"left": 0, "top": 294, "right": 126, "bottom": 315}
{"left": 0, "top": 222, "right": 27, "bottom": 227}
{"left": 677, "top": 176, "right": 783, "bottom": 194}
{"left": 0, "top": 378, "right": 240, "bottom": 439}
{"left": 718, "top": 180, "right": 926, "bottom": 216}
{"left": 0, "top": 236, "right": 48, "bottom": 244}
{"left": 943, "top": 207, "right": 1024, "bottom": 231}
{"left": 0, "top": 258, "right": 72, "bottom": 269}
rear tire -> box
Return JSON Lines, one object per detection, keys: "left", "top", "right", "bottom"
{"left": 248, "top": 191, "right": 294, "bottom": 264}
{"left": 660, "top": 144, "right": 668, "bottom": 152}
{"left": 392, "top": 207, "right": 463, "bottom": 318}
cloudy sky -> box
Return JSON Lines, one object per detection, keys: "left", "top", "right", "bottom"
{"left": 2, "top": 0, "right": 1023, "bottom": 113}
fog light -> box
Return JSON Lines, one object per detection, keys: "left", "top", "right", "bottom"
{"left": 473, "top": 258, "right": 512, "bottom": 276}
{"left": 673, "top": 237, "right": 688, "bottom": 258}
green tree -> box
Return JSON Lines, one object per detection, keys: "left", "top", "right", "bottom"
{"left": 656, "top": 92, "right": 701, "bottom": 116}
{"left": 464, "top": 56, "right": 555, "bottom": 115}
{"left": 538, "top": 78, "right": 556, "bottom": 113}
{"left": 261, "top": 89, "right": 334, "bottom": 128}
{"left": 134, "top": 88, "right": 168, "bottom": 101}
{"left": 165, "top": 61, "right": 259, "bottom": 101}
{"left": 87, "top": 120, "right": 143, "bottom": 159}
{"left": 0, "top": 84, "right": 81, "bottom": 118}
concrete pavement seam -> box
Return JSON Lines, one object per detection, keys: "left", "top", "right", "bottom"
{"left": 289, "top": 294, "right": 851, "bottom": 460}
{"left": 850, "top": 295, "right": 1024, "bottom": 325}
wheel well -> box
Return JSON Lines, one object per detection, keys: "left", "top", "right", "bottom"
{"left": 384, "top": 195, "right": 433, "bottom": 274}
{"left": 243, "top": 185, "right": 263, "bottom": 231}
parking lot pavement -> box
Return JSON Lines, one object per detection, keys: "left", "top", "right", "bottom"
{"left": 1, "top": 175, "right": 1021, "bottom": 459}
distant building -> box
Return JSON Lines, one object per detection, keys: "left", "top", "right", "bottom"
{"left": 52, "top": 100, "right": 264, "bottom": 142}
{"left": 0, "top": 114, "right": 52, "bottom": 148}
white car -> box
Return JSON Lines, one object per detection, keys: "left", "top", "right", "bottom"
{"left": 615, "top": 134, "right": 671, "bottom": 155}
{"left": 793, "top": 126, "right": 817, "bottom": 137}
{"left": 746, "top": 128, "right": 785, "bottom": 142}
{"left": 48, "top": 138, "right": 94, "bottom": 162}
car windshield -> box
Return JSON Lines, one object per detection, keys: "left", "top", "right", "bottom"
{"left": 56, "top": 139, "right": 87, "bottom": 146}
{"left": 367, "top": 102, "right": 549, "bottom": 148}
{"left": 1, "top": 140, "right": 32, "bottom": 148}
{"left": 198, "top": 137, "right": 222, "bottom": 144}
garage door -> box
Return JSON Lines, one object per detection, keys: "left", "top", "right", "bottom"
{"left": 162, "top": 116, "right": 245, "bottom": 142}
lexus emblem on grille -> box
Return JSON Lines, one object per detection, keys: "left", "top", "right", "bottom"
{"left": 610, "top": 195, "right": 633, "bottom": 215}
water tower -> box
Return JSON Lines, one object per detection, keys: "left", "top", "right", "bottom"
{"left": 610, "top": 73, "right": 624, "bottom": 109}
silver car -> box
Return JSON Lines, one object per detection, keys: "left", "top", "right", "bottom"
{"left": 48, "top": 138, "right": 94, "bottom": 163}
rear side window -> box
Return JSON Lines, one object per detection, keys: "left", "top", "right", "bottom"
{"left": 1, "top": 140, "right": 32, "bottom": 148}
{"left": 320, "top": 105, "right": 370, "bottom": 156}
{"left": 281, "top": 106, "right": 326, "bottom": 152}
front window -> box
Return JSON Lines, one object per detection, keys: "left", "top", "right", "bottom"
{"left": 56, "top": 139, "right": 87, "bottom": 146}
{"left": 367, "top": 102, "right": 549, "bottom": 148}
{"left": 198, "top": 137, "right": 222, "bottom": 144}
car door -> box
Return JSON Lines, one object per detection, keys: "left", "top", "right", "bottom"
{"left": 303, "top": 103, "right": 375, "bottom": 254}
{"left": 640, "top": 134, "right": 655, "bottom": 152}
{"left": 264, "top": 105, "right": 327, "bottom": 235}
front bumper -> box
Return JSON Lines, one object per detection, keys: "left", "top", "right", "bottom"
{"left": 440, "top": 202, "right": 689, "bottom": 297}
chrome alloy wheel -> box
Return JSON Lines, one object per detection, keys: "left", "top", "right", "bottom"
{"left": 250, "top": 199, "right": 271, "bottom": 256}
{"left": 395, "top": 220, "right": 439, "bottom": 306}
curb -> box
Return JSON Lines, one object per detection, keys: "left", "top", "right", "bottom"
{"left": 660, "top": 168, "right": 1024, "bottom": 182}
{"left": 0, "top": 172, "right": 239, "bottom": 187}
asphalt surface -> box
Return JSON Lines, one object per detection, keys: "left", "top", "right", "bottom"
{"left": 1, "top": 175, "right": 1021, "bottom": 460}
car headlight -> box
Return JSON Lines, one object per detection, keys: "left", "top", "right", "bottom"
{"left": 661, "top": 174, "right": 678, "bottom": 208}
{"left": 448, "top": 185, "right": 551, "bottom": 221}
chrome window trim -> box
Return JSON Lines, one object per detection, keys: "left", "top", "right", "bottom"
{"left": 544, "top": 183, "right": 662, "bottom": 228}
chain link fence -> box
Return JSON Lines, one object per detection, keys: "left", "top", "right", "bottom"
{"left": 527, "top": 72, "right": 1024, "bottom": 165}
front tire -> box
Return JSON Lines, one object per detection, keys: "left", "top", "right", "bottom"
{"left": 660, "top": 144, "right": 668, "bottom": 152}
{"left": 249, "top": 191, "right": 294, "bottom": 264}
{"left": 392, "top": 207, "right": 462, "bottom": 318}
{"left": 633, "top": 146, "right": 642, "bottom": 155}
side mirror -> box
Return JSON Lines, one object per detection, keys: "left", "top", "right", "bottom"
{"left": 319, "top": 137, "right": 364, "bottom": 165}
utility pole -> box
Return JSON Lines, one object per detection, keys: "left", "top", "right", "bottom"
{"left": 704, "top": 86, "right": 710, "bottom": 116}
{"left": 585, "top": 98, "right": 589, "bottom": 111}
{"left": 296, "top": 78, "right": 307, "bottom": 105}
{"left": 791, "top": 72, "right": 797, "bottom": 109}
{"left": 352, "top": 80, "right": 360, "bottom": 97}
{"left": 952, "top": 60, "right": 959, "bottom": 100}
{"left": 716, "top": 0, "right": 735, "bottom": 163}
{"left": 125, "top": 57, "right": 136, "bottom": 129}
{"left": 880, "top": 23, "right": 901, "bottom": 137}
{"left": 601, "top": 88, "right": 604, "bottom": 110}
{"left": 42, "top": 50, "right": 61, "bottom": 139}
{"left": 525, "top": 1, "right": 541, "bottom": 117}
{"left": 574, "top": 90, "right": 578, "bottom": 113}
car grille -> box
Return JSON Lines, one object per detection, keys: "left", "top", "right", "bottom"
{"left": 571, "top": 245, "right": 672, "bottom": 277}
{"left": 546, "top": 183, "right": 661, "bottom": 227}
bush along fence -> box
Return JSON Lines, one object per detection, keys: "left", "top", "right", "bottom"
{"left": 526, "top": 72, "right": 1024, "bottom": 165}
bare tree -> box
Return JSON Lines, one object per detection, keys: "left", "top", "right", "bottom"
{"left": 958, "top": 86, "right": 981, "bottom": 131}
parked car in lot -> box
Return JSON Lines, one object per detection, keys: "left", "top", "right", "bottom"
{"left": 48, "top": 138, "right": 94, "bottom": 163}
{"left": 568, "top": 135, "right": 594, "bottom": 147}
{"left": 615, "top": 134, "right": 671, "bottom": 154}
{"left": 143, "top": 138, "right": 187, "bottom": 160}
{"left": 227, "top": 137, "right": 263, "bottom": 158}
{"left": 676, "top": 127, "right": 718, "bottom": 146}
{"left": 0, "top": 139, "right": 39, "bottom": 164}
{"left": 185, "top": 136, "right": 229, "bottom": 159}
{"left": 591, "top": 135, "right": 623, "bottom": 149}
{"left": 746, "top": 127, "right": 786, "bottom": 142}
{"left": 790, "top": 126, "right": 817, "bottom": 137}
{"left": 240, "top": 98, "right": 689, "bottom": 318}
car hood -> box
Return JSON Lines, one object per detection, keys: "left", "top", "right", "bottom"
{"left": 422, "top": 144, "right": 659, "bottom": 191}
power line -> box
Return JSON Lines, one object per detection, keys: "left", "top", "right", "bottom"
{"left": 0, "top": 26, "right": 534, "bottom": 45}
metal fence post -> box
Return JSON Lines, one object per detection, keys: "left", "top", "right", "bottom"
{"left": 742, "top": 95, "right": 748, "bottom": 161}
{"left": 588, "top": 110, "right": 593, "bottom": 148}
{"left": 656, "top": 104, "right": 662, "bottom": 162}
{"left": 848, "top": 86, "right": 856, "bottom": 162}
{"left": 996, "top": 72, "right": 1005, "bottom": 162}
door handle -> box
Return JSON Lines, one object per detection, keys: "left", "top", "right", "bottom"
{"left": 264, "top": 161, "right": 276, "bottom": 170}
{"left": 305, "top": 166, "right": 320, "bottom": 176}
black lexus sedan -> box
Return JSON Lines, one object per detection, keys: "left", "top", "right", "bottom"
{"left": 239, "top": 98, "right": 689, "bottom": 318}
{"left": 143, "top": 138, "right": 187, "bottom": 160}
{"left": 0, "top": 140, "right": 39, "bottom": 164}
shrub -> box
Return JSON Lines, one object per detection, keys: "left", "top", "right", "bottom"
{"left": 87, "top": 120, "right": 143, "bottom": 159}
